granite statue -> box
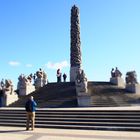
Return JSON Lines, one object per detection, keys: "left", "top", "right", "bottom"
{"left": 125, "top": 71, "right": 138, "bottom": 84}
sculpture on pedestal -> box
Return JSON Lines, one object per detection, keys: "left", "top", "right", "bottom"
{"left": 18, "top": 74, "right": 31, "bottom": 89}
{"left": 1, "top": 79, "right": 18, "bottom": 107}
{"left": 0, "top": 79, "right": 14, "bottom": 95}
{"left": 125, "top": 71, "right": 140, "bottom": 94}
{"left": 125, "top": 71, "right": 138, "bottom": 84}
{"left": 17, "top": 74, "right": 35, "bottom": 96}
{"left": 110, "top": 67, "right": 124, "bottom": 88}
{"left": 35, "top": 68, "right": 47, "bottom": 89}
{"left": 69, "top": 5, "right": 91, "bottom": 107}
{"left": 111, "top": 67, "right": 122, "bottom": 78}
{"left": 4, "top": 79, "right": 13, "bottom": 94}
{"left": 75, "top": 69, "right": 88, "bottom": 94}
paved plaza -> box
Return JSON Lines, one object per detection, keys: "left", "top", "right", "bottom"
{"left": 0, "top": 126, "right": 140, "bottom": 140}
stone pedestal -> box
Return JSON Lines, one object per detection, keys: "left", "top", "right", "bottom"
{"left": 76, "top": 82, "right": 92, "bottom": 107}
{"left": 19, "top": 85, "right": 35, "bottom": 96}
{"left": 70, "top": 66, "right": 81, "bottom": 82}
{"left": 77, "top": 95, "right": 92, "bottom": 107}
{"left": 126, "top": 84, "right": 140, "bottom": 94}
{"left": 3, "top": 91, "right": 18, "bottom": 106}
{"left": 110, "top": 77, "right": 125, "bottom": 88}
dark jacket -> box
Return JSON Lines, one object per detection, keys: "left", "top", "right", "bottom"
{"left": 25, "top": 99, "right": 37, "bottom": 112}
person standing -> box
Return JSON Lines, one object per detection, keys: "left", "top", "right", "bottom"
{"left": 0, "top": 79, "right": 5, "bottom": 90}
{"left": 56, "top": 69, "right": 62, "bottom": 82}
{"left": 63, "top": 73, "right": 67, "bottom": 82}
{"left": 25, "top": 96, "right": 37, "bottom": 131}
{"left": 111, "top": 68, "right": 115, "bottom": 78}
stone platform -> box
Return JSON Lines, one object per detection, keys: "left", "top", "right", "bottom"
{"left": 0, "top": 122, "right": 140, "bottom": 140}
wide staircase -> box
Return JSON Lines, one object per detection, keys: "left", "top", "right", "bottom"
{"left": 0, "top": 108, "right": 140, "bottom": 131}
{"left": 9, "top": 81, "right": 140, "bottom": 107}
{"left": 2, "top": 81, "right": 140, "bottom": 131}
{"left": 88, "top": 82, "right": 140, "bottom": 107}
{"left": 10, "top": 82, "right": 77, "bottom": 108}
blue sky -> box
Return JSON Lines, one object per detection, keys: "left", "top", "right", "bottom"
{"left": 0, "top": 0, "right": 140, "bottom": 88}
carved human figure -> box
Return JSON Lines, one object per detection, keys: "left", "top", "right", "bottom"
{"left": 4, "top": 79, "right": 13, "bottom": 94}
{"left": 42, "top": 71, "right": 47, "bottom": 85}
{"left": 125, "top": 71, "right": 138, "bottom": 84}
{"left": 75, "top": 69, "right": 88, "bottom": 93}
{"left": 27, "top": 74, "right": 33, "bottom": 83}
{"left": 70, "top": 5, "right": 82, "bottom": 67}
{"left": 36, "top": 68, "right": 43, "bottom": 79}
{"left": 34, "top": 69, "right": 47, "bottom": 88}
{"left": 76, "top": 69, "right": 87, "bottom": 83}
{"left": 114, "top": 67, "right": 122, "bottom": 77}
{"left": 18, "top": 74, "right": 30, "bottom": 89}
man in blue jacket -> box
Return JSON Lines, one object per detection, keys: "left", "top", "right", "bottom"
{"left": 25, "top": 96, "right": 37, "bottom": 130}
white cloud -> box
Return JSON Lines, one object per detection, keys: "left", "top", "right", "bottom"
{"left": 9, "top": 61, "right": 20, "bottom": 66}
{"left": 26, "top": 64, "right": 33, "bottom": 68}
{"left": 45, "top": 60, "right": 69, "bottom": 70}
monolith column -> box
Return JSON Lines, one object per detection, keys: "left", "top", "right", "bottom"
{"left": 70, "top": 5, "right": 82, "bottom": 82}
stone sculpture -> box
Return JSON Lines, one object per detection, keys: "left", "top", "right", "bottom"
{"left": 70, "top": 5, "right": 82, "bottom": 82}
{"left": 125, "top": 71, "right": 140, "bottom": 94}
{"left": 114, "top": 67, "right": 122, "bottom": 77}
{"left": 125, "top": 71, "right": 138, "bottom": 84}
{"left": 4, "top": 79, "right": 13, "bottom": 93}
{"left": 70, "top": 5, "right": 82, "bottom": 67}
{"left": 111, "top": 67, "right": 122, "bottom": 78}
{"left": 36, "top": 69, "right": 43, "bottom": 79}
{"left": 75, "top": 69, "right": 88, "bottom": 93}
{"left": 35, "top": 69, "right": 47, "bottom": 89}
{"left": 17, "top": 74, "right": 35, "bottom": 96}
{"left": 110, "top": 67, "right": 124, "bottom": 88}
{"left": 0, "top": 79, "right": 18, "bottom": 107}
{"left": 18, "top": 74, "right": 30, "bottom": 88}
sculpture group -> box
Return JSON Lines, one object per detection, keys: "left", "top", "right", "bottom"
{"left": 0, "top": 5, "right": 139, "bottom": 108}
{"left": 0, "top": 79, "right": 18, "bottom": 107}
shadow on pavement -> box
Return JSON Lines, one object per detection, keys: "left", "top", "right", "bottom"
{"left": 0, "top": 129, "right": 26, "bottom": 133}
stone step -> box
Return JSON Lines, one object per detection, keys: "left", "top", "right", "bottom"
{"left": 9, "top": 81, "right": 140, "bottom": 108}
{"left": 0, "top": 108, "right": 140, "bottom": 131}
{"left": 1, "top": 119, "right": 140, "bottom": 126}
{"left": 0, "top": 114, "right": 140, "bottom": 119}
{"left": 1, "top": 110, "right": 140, "bottom": 114}
{"left": 0, "top": 116, "right": 140, "bottom": 122}
{"left": 0, "top": 122, "right": 140, "bottom": 131}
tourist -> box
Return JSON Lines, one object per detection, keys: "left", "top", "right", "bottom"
{"left": 63, "top": 73, "right": 67, "bottom": 82}
{"left": 25, "top": 96, "right": 37, "bottom": 131}
{"left": 111, "top": 68, "right": 115, "bottom": 78}
{"left": 0, "top": 79, "right": 5, "bottom": 90}
{"left": 56, "top": 69, "right": 62, "bottom": 82}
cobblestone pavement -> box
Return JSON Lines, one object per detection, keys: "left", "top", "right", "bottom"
{"left": 0, "top": 126, "right": 140, "bottom": 140}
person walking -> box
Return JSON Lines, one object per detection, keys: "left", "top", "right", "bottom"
{"left": 25, "top": 96, "right": 37, "bottom": 131}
